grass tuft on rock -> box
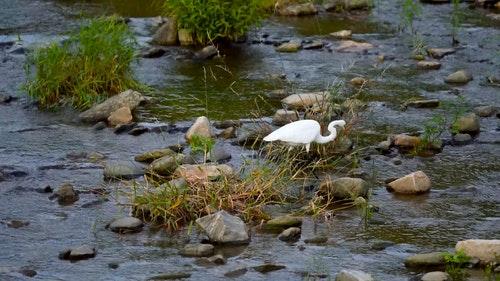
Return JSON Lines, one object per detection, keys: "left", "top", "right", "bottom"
{"left": 24, "top": 16, "right": 142, "bottom": 109}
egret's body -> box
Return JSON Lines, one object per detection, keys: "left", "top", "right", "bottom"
{"left": 263, "top": 119, "right": 346, "bottom": 152}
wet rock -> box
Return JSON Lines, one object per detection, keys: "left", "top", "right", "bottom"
{"left": 272, "top": 109, "right": 299, "bottom": 126}
{"left": 59, "top": 245, "right": 97, "bottom": 261}
{"left": 174, "top": 164, "right": 233, "bottom": 183}
{"left": 277, "top": 2, "right": 317, "bottom": 16}
{"left": 198, "top": 254, "right": 226, "bottom": 265}
{"left": 276, "top": 40, "right": 302, "bottom": 52}
{"left": 185, "top": 116, "right": 213, "bottom": 142}
{"left": 54, "top": 183, "right": 79, "bottom": 205}
{"left": 217, "top": 126, "right": 238, "bottom": 139}
{"left": 2, "top": 219, "right": 30, "bottom": 228}
{"left": 444, "top": 70, "right": 473, "bottom": 84}
{"left": 387, "top": 171, "right": 431, "bottom": 194}
{"left": 335, "top": 269, "right": 374, "bottom": 281}
{"left": 252, "top": 263, "right": 286, "bottom": 273}
{"left": 149, "top": 272, "right": 192, "bottom": 280}
{"left": 404, "top": 252, "right": 447, "bottom": 268}
{"left": 487, "top": 75, "right": 500, "bottom": 85}
{"left": 349, "top": 77, "right": 367, "bottom": 87}
{"left": 152, "top": 18, "right": 178, "bottom": 46}
{"left": 455, "top": 113, "right": 480, "bottom": 134}
{"left": 278, "top": 227, "right": 301, "bottom": 242}
{"left": 213, "top": 120, "right": 241, "bottom": 129}
{"left": 140, "top": 47, "right": 167, "bottom": 58}
{"left": 18, "top": 268, "right": 37, "bottom": 277}
{"left": 0, "top": 93, "right": 16, "bottom": 104}
{"left": 79, "top": 89, "right": 142, "bottom": 123}
{"left": 405, "top": 99, "right": 440, "bottom": 108}
{"left": 303, "top": 40, "right": 325, "bottom": 50}
{"left": 376, "top": 139, "right": 392, "bottom": 153}
{"left": 108, "top": 217, "right": 144, "bottom": 234}
{"left": 452, "top": 133, "right": 472, "bottom": 145}
{"left": 114, "top": 123, "right": 138, "bottom": 134}
{"left": 455, "top": 239, "right": 500, "bottom": 264}
{"left": 371, "top": 241, "right": 396, "bottom": 251}
{"left": 304, "top": 236, "right": 328, "bottom": 244}
{"left": 394, "top": 134, "right": 421, "bottom": 148}
{"left": 179, "top": 243, "right": 214, "bottom": 257}
{"left": 92, "top": 121, "right": 107, "bottom": 130}
{"left": 419, "top": 271, "right": 451, "bottom": 281}
{"left": 207, "top": 147, "right": 231, "bottom": 163}
{"left": 147, "top": 154, "right": 193, "bottom": 177}
{"left": 263, "top": 215, "right": 303, "bottom": 231}
{"left": 427, "top": 48, "right": 456, "bottom": 59}
{"left": 224, "top": 267, "right": 248, "bottom": 277}
{"left": 107, "top": 106, "right": 132, "bottom": 126}
{"left": 281, "top": 92, "right": 329, "bottom": 109}
{"left": 135, "top": 148, "right": 177, "bottom": 163}
{"left": 475, "top": 105, "right": 495, "bottom": 117}
{"left": 334, "top": 40, "right": 374, "bottom": 53}
{"left": 128, "top": 126, "right": 149, "bottom": 136}
{"left": 103, "top": 160, "right": 146, "bottom": 180}
{"left": 417, "top": 61, "right": 441, "bottom": 70}
{"left": 319, "top": 177, "right": 369, "bottom": 199}
{"left": 330, "top": 30, "right": 352, "bottom": 39}
{"left": 195, "top": 210, "right": 250, "bottom": 245}
{"left": 324, "top": 0, "right": 373, "bottom": 11}
{"left": 194, "top": 45, "right": 218, "bottom": 60}
{"left": 178, "top": 28, "right": 194, "bottom": 45}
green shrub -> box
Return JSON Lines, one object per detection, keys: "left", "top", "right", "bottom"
{"left": 24, "top": 17, "right": 142, "bottom": 109}
{"left": 161, "top": 0, "right": 265, "bottom": 45}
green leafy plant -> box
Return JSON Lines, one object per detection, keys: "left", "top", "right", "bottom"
{"left": 160, "top": 0, "right": 265, "bottom": 45}
{"left": 450, "top": 0, "right": 462, "bottom": 45}
{"left": 444, "top": 249, "right": 470, "bottom": 276}
{"left": 419, "top": 97, "right": 467, "bottom": 151}
{"left": 189, "top": 134, "right": 215, "bottom": 155}
{"left": 399, "top": 0, "right": 421, "bottom": 35}
{"left": 24, "top": 16, "right": 142, "bottom": 109}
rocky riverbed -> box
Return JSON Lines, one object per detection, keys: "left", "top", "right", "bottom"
{"left": 1, "top": 0, "right": 499, "bottom": 280}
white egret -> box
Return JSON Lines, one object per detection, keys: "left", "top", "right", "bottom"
{"left": 263, "top": 119, "right": 346, "bottom": 153}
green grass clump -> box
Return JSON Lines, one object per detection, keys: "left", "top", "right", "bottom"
{"left": 161, "top": 0, "right": 265, "bottom": 45}
{"left": 24, "top": 17, "right": 142, "bottom": 109}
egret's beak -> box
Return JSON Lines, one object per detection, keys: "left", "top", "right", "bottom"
{"left": 343, "top": 126, "right": 349, "bottom": 136}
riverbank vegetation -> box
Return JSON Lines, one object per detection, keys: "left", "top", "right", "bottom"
{"left": 24, "top": 17, "right": 142, "bottom": 109}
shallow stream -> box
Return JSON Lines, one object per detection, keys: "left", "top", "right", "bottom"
{"left": 0, "top": 0, "right": 499, "bottom": 280}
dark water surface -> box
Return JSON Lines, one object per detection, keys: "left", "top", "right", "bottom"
{"left": 0, "top": 0, "right": 499, "bottom": 280}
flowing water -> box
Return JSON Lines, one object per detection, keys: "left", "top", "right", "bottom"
{"left": 0, "top": 0, "right": 499, "bottom": 280}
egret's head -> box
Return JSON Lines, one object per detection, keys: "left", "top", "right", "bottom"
{"left": 328, "top": 120, "right": 347, "bottom": 135}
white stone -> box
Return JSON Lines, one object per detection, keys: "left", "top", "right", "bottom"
{"left": 455, "top": 239, "right": 500, "bottom": 264}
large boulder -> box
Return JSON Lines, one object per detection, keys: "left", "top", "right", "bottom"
{"left": 185, "top": 116, "right": 214, "bottom": 143}
{"left": 152, "top": 18, "right": 178, "bottom": 45}
{"left": 103, "top": 160, "right": 146, "bottom": 180}
{"left": 108, "top": 217, "right": 144, "bottom": 234}
{"left": 335, "top": 269, "right": 374, "bottom": 281}
{"left": 387, "top": 171, "right": 431, "bottom": 194}
{"left": 195, "top": 210, "right": 250, "bottom": 245}
{"left": 455, "top": 239, "right": 500, "bottom": 264}
{"left": 404, "top": 252, "right": 448, "bottom": 268}
{"left": 455, "top": 113, "right": 480, "bottom": 134}
{"left": 318, "top": 177, "right": 369, "bottom": 199}
{"left": 272, "top": 109, "right": 299, "bottom": 126}
{"left": 277, "top": 2, "right": 318, "bottom": 16}
{"left": 281, "top": 92, "right": 329, "bottom": 109}
{"left": 79, "top": 89, "right": 142, "bottom": 123}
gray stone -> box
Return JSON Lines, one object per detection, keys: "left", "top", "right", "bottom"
{"left": 387, "top": 171, "right": 431, "bottom": 194}
{"left": 427, "top": 48, "right": 456, "bottom": 59}
{"left": 213, "top": 120, "right": 241, "bottom": 129}
{"left": 134, "top": 148, "right": 176, "bottom": 163}
{"left": 207, "top": 146, "right": 231, "bottom": 163}
{"left": 278, "top": 2, "right": 318, "bottom": 16}
{"left": 179, "top": 244, "right": 214, "bottom": 257}
{"left": 185, "top": 116, "right": 214, "bottom": 142}
{"left": 109, "top": 217, "right": 144, "bottom": 234}
{"left": 79, "top": 90, "right": 143, "bottom": 123}
{"left": 152, "top": 18, "right": 178, "bottom": 46}
{"left": 404, "top": 252, "right": 447, "bottom": 268}
{"left": 264, "top": 215, "right": 303, "bottom": 231}
{"left": 103, "top": 160, "right": 146, "bottom": 180}
{"left": 278, "top": 227, "right": 301, "bottom": 242}
{"left": 217, "top": 126, "right": 238, "bottom": 139}
{"left": 272, "top": 109, "right": 299, "bottom": 126}
{"left": 456, "top": 113, "right": 480, "bottom": 134}
{"left": 56, "top": 183, "right": 79, "bottom": 205}
{"left": 276, "top": 41, "right": 302, "bottom": 52}
{"left": 194, "top": 45, "right": 218, "bottom": 60}
{"left": 417, "top": 61, "right": 441, "bottom": 70}
{"left": 421, "top": 271, "right": 451, "bottom": 281}
{"left": 196, "top": 210, "right": 250, "bottom": 245}
{"left": 147, "top": 154, "right": 192, "bottom": 177}
{"left": 59, "top": 245, "right": 97, "bottom": 260}
{"left": 335, "top": 269, "right": 374, "bottom": 281}
{"left": 319, "top": 177, "right": 369, "bottom": 199}
{"left": 303, "top": 40, "right": 325, "bottom": 50}
{"left": 452, "top": 133, "right": 472, "bottom": 145}
{"left": 444, "top": 70, "right": 473, "bottom": 84}
{"left": 475, "top": 105, "right": 495, "bottom": 117}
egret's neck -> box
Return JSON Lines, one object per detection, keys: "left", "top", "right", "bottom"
{"left": 315, "top": 130, "right": 337, "bottom": 144}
